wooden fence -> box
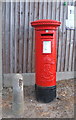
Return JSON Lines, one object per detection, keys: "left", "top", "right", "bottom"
{"left": 2, "top": 1, "right": 76, "bottom": 74}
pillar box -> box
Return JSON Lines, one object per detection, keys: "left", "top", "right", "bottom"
{"left": 31, "top": 19, "right": 61, "bottom": 103}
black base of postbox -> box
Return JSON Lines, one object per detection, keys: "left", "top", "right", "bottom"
{"left": 35, "top": 84, "right": 56, "bottom": 103}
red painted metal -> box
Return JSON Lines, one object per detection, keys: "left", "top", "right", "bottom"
{"left": 31, "top": 19, "right": 61, "bottom": 87}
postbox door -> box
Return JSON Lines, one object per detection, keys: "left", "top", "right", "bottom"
{"left": 35, "top": 30, "right": 56, "bottom": 87}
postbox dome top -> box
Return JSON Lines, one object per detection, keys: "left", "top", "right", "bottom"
{"left": 31, "top": 19, "right": 61, "bottom": 27}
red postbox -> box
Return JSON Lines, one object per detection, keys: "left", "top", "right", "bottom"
{"left": 31, "top": 19, "right": 61, "bottom": 103}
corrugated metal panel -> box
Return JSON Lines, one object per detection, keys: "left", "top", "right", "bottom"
{"left": 2, "top": 1, "right": 76, "bottom": 73}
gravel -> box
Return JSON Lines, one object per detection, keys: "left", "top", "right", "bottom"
{"left": 2, "top": 79, "right": 75, "bottom": 118}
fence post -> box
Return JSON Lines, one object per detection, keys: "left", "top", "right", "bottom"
{"left": 0, "top": 1, "right": 2, "bottom": 119}
{"left": 12, "top": 74, "right": 24, "bottom": 117}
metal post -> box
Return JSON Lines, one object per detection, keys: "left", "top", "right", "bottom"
{"left": 12, "top": 74, "right": 24, "bottom": 117}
